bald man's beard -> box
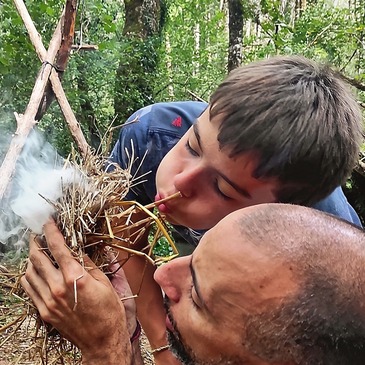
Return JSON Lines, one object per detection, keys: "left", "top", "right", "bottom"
{"left": 164, "top": 296, "right": 197, "bottom": 365}
{"left": 167, "top": 329, "right": 197, "bottom": 365}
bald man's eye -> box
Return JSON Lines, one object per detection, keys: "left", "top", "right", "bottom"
{"left": 189, "top": 285, "right": 200, "bottom": 309}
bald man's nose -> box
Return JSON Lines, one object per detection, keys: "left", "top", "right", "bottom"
{"left": 154, "top": 257, "right": 190, "bottom": 303}
{"left": 154, "top": 263, "right": 181, "bottom": 303}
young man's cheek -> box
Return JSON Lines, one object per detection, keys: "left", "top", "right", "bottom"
{"left": 158, "top": 148, "right": 187, "bottom": 183}
{"left": 156, "top": 158, "right": 176, "bottom": 192}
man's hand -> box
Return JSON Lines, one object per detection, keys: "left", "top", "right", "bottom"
{"left": 20, "top": 220, "right": 132, "bottom": 365}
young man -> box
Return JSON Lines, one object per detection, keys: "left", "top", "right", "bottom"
{"left": 108, "top": 56, "right": 363, "bottom": 364}
{"left": 21, "top": 204, "right": 365, "bottom": 365}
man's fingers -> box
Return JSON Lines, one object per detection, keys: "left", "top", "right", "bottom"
{"left": 42, "top": 219, "right": 68, "bottom": 254}
{"left": 21, "top": 275, "right": 45, "bottom": 309}
{"left": 42, "top": 221, "right": 113, "bottom": 290}
{"left": 20, "top": 263, "right": 54, "bottom": 318}
{"left": 28, "top": 235, "right": 61, "bottom": 282}
{"left": 42, "top": 220, "right": 80, "bottom": 274}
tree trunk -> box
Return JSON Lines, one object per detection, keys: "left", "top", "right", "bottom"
{"left": 295, "top": 0, "right": 306, "bottom": 18}
{"left": 114, "top": 0, "right": 165, "bottom": 122}
{"left": 228, "top": 0, "right": 243, "bottom": 72}
{"left": 75, "top": 58, "right": 101, "bottom": 151}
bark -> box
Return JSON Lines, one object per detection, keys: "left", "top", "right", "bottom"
{"left": 56, "top": 0, "right": 77, "bottom": 71}
{"left": 228, "top": 0, "right": 243, "bottom": 72}
{"left": 36, "top": 0, "right": 77, "bottom": 120}
{"left": 342, "top": 74, "right": 365, "bottom": 92}
{"left": 12, "top": 0, "right": 91, "bottom": 159}
{"left": 295, "top": 0, "right": 306, "bottom": 18}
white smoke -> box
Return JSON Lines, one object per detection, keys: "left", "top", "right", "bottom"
{"left": 11, "top": 168, "right": 82, "bottom": 234}
{"left": 0, "top": 129, "right": 84, "bottom": 249}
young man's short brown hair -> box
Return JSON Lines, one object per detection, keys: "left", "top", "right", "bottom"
{"left": 210, "top": 56, "right": 363, "bottom": 205}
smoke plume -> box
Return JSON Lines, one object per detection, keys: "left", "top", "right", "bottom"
{"left": 0, "top": 129, "right": 83, "bottom": 254}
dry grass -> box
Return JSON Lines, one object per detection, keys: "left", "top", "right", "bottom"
{"left": 0, "top": 150, "right": 178, "bottom": 364}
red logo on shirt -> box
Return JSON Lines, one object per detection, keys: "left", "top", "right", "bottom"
{"left": 172, "top": 116, "right": 182, "bottom": 127}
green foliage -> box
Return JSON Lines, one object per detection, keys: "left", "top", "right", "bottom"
{"left": 148, "top": 210, "right": 176, "bottom": 257}
{"left": 114, "top": 36, "right": 160, "bottom": 122}
{"left": 1, "top": 0, "right": 365, "bottom": 218}
{"left": 155, "top": 0, "right": 228, "bottom": 101}
{"left": 0, "top": 0, "right": 62, "bottom": 109}
{"left": 151, "top": 236, "right": 175, "bottom": 257}
{"left": 3, "top": 0, "right": 363, "bottom": 150}
{"left": 290, "top": 4, "right": 357, "bottom": 65}
{"left": 0, "top": 0, "right": 124, "bottom": 156}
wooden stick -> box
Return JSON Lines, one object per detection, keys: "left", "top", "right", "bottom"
{"left": 71, "top": 44, "right": 99, "bottom": 51}
{"left": 56, "top": 0, "right": 77, "bottom": 72}
{"left": 36, "top": 0, "right": 78, "bottom": 120}
{"left": 144, "top": 192, "right": 182, "bottom": 210}
{"left": 12, "top": 0, "right": 92, "bottom": 160}
{"left": 0, "top": 6, "right": 64, "bottom": 200}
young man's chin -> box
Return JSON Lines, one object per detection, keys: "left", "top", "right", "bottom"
{"left": 162, "top": 213, "right": 182, "bottom": 226}
{"left": 163, "top": 212, "right": 207, "bottom": 231}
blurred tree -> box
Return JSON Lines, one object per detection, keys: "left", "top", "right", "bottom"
{"left": 228, "top": 0, "right": 244, "bottom": 71}
{"left": 155, "top": 0, "right": 227, "bottom": 101}
{"left": 114, "top": 0, "right": 166, "bottom": 123}
{"left": 1, "top": 0, "right": 365, "bottom": 219}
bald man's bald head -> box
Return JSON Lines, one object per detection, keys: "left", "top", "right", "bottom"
{"left": 232, "top": 204, "right": 365, "bottom": 365}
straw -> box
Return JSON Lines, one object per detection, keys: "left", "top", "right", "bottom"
{"left": 0, "top": 149, "right": 181, "bottom": 364}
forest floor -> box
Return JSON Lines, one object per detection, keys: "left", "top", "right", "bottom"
{"left": 0, "top": 262, "right": 155, "bottom": 365}
{"left": 0, "top": 321, "right": 155, "bottom": 365}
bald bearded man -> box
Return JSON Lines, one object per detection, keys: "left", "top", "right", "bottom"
{"left": 21, "top": 204, "right": 365, "bottom": 365}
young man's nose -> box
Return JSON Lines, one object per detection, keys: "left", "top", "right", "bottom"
{"left": 173, "top": 164, "right": 205, "bottom": 198}
{"left": 154, "top": 256, "right": 190, "bottom": 303}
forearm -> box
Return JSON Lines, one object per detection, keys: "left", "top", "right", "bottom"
{"left": 129, "top": 259, "right": 181, "bottom": 364}
{"left": 82, "top": 335, "right": 133, "bottom": 365}
{"left": 120, "top": 230, "right": 179, "bottom": 365}
{"left": 124, "top": 256, "right": 168, "bottom": 348}
{"left": 82, "top": 338, "right": 144, "bottom": 365}
{"left": 82, "top": 344, "right": 143, "bottom": 365}
{"left": 22, "top": 221, "right": 140, "bottom": 365}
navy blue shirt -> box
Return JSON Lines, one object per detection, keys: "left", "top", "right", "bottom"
{"left": 110, "top": 101, "right": 362, "bottom": 245}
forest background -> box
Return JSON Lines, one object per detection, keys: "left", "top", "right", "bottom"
{"left": 0, "top": 0, "right": 365, "bottom": 222}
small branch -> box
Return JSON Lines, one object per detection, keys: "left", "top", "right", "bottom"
{"left": 36, "top": 0, "right": 78, "bottom": 120}
{"left": 187, "top": 90, "right": 206, "bottom": 103}
{"left": 56, "top": 0, "right": 77, "bottom": 71}
{"left": 305, "top": 20, "right": 336, "bottom": 50}
{"left": 340, "top": 49, "right": 357, "bottom": 72}
{"left": 342, "top": 74, "right": 365, "bottom": 92}
{"left": 71, "top": 44, "right": 99, "bottom": 51}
